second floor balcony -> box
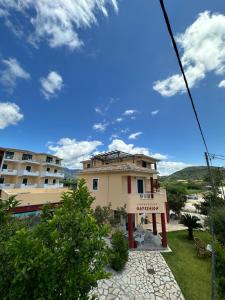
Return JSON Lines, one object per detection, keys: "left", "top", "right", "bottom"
{"left": 40, "top": 171, "right": 64, "bottom": 178}
{"left": 125, "top": 189, "right": 167, "bottom": 214}
{"left": 18, "top": 170, "right": 40, "bottom": 176}
{"left": 1, "top": 169, "right": 18, "bottom": 176}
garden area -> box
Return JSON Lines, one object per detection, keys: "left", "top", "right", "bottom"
{"left": 163, "top": 230, "right": 212, "bottom": 300}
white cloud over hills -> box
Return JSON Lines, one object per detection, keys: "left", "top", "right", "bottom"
{"left": 0, "top": 0, "right": 118, "bottom": 50}
{"left": 0, "top": 102, "right": 23, "bottom": 129}
{"left": 48, "top": 138, "right": 102, "bottom": 168}
{"left": 153, "top": 11, "right": 225, "bottom": 97}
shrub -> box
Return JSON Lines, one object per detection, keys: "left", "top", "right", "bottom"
{"left": 110, "top": 230, "right": 128, "bottom": 271}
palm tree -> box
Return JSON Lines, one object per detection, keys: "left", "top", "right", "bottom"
{"left": 180, "top": 214, "right": 202, "bottom": 239}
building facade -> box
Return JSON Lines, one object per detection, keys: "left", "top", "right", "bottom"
{"left": 79, "top": 150, "right": 168, "bottom": 248}
{"left": 0, "top": 147, "right": 64, "bottom": 189}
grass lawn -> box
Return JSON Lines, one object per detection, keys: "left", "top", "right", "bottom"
{"left": 163, "top": 230, "right": 211, "bottom": 300}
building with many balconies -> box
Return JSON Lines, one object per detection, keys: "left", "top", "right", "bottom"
{"left": 0, "top": 147, "right": 66, "bottom": 216}
{"left": 78, "top": 150, "right": 168, "bottom": 249}
{"left": 0, "top": 147, "right": 64, "bottom": 189}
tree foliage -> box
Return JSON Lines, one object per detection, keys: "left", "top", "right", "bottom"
{"left": 166, "top": 184, "right": 187, "bottom": 217}
{"left": 0, "top": 179, "right": 109, "bottom": 300}
{"left": 180, "top": 214, "right": 202, "bottom": 240}
{"left": 109, "top": 230, "right": 128, "bottom": 271}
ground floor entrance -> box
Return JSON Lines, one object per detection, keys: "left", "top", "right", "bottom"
{"left": 126, "top": 212, "right": 168, "bottom": 249}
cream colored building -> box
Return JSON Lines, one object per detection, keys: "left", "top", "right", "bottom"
{"left": 79, "top": 150, "right": 168, "bottom": 248}
{"left": 0, "top": 147, "right": 64, "bottom": 189}
{"left": 0, "top": 147, "right": 66, "bottom": 216}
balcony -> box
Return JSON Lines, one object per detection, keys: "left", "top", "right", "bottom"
{"left": 18, "top": 170, "right": 39, "bottom": 176}
{"left": 39, "top": 183, "right": 64, "bottom": 188}
{"left": 41, "top": 160, "right": 61, "bottom": 167}
{"left": 40, "top": 171, "right": 64, "bottom": 178}
{"left": 16, "top": 184, "right": 38, "bottom": 189}
{"left": 125, "top": 189, "right": 167, "bottom": 214}
{"left": 0, "top": 183, "right": 15, "bottom": 189}
{"left": 1, "top": 169, "right": 18, "bottom": 176}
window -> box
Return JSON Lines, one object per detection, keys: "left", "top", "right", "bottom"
{"left": 55, "top": 159, "right": 60, "bottom": 165}
{"left": 137, "top": 179, "right": 144, "bottom": 193}
{"left": 46, "top": 156, "right": 53, "bottom": 163}
{"left": 53, "top": 179, "right": 56, "bottom": 184}
{"left": 87, "top": 163, "right": 91, "bottom": 168}
{"left": 92, "top": 178, "right": 99, "bottom": 190}
{"left": 2, "top": 164, "right": 7, "bottom": 170}
{"left": 22, "top": 178, "right": 28, "bottom": 185}
{"left": 45, "top": 178, "right": 48, "bottom": 184}
{"left": 54, "top": 169, "right": 57, "bottom": 173}
{"left": 5, "top": 151, "right": 14, "bottom": 159}
{"left": 0, "top": 177, "right": 4, "bottom": 184}
{"left": 26, "top": 166, "right": 31, "bottom": 172}
{"left": 22, "top": 153, "right": 32, "bottom": 161}
{"left": 142, "top": 161, "right": 147, "bottom": 168}
{"left": 47, "top": 167, "right": 50, "bottom": 172}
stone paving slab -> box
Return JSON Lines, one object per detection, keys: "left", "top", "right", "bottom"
{"left": 90, "top": 251, "right": 185, "bottom": 300}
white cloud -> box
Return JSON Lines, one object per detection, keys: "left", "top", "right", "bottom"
{"left": 95, "top": 97, "right": 118, "bottom": 116}
{"left": 124, "top": 109, "right": 137, "bottom": 116}
{"left": 128, "top": 131, "right": 142, "bottom": 140}
{"left": 218, "top": 79, "right": 225, "bottom": 88}
{"left": 0, "top": 0, "right": 118, "bottom": 50}
{"left": 151, "top": 153, "right": 168, "bottom": 160}
{"left": 115, "top": 117, "right": 123, "bottom": 122}
{"left": 158, "top": 161, "right": 192, "bottom": 176}
{"left": 48, "top": 138, "right": 102, "bottom": 168}
{"left": 153, "top": 11, "right": 225, "bottom": 97}
{"left": 0, "top": 102, "right": 23, "bottom": 129}
{"left": 40, "top": 71, "right": 63, "bottom": 99}
{"left": 93, "top": 122, "right": 107, "bottom": 132}
{"left": 151, "top": 110, "right": 159, "bottom": 116}
{"left": 0, "top": 57, "right": 30, "bottom": 91}
{"left": 108, "top": 139, "right": 150, "bottom": 155}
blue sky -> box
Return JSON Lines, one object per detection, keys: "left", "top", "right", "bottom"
{"left": 0, "top": 0, "right": 225, "bottom": 174}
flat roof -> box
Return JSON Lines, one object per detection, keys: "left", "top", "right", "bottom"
{"left": 0, "top": 147, "right": 62, "bottom": 159}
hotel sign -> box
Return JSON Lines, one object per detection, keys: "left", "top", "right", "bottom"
{"left": 134, "top": 202, "right": 165, "bottom": 213}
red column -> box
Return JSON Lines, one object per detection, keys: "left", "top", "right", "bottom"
{"left": 165, "top": 202, "right": 170, "bottom": 223}
{"left": 155, "top": 179, "right": 158, "bottom": 192}
{"left": 127, "top": 176, "right": 131, "bottom": 194}
{"left": 152, "top": 213, "right": 157, "bottom": 235}
{"left": 150, "top": 177, "right": 154, "bottom": 198}
{"left": 161, "top": 213, "right": 168, "bottom": 248}
{"left": 128, "top": 213, "right": 134, "bottom": 248}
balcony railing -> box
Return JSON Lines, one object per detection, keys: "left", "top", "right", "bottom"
{"left": 1, "top": 169, "right": 18, "bottom": 176}
{"left": 18, "top": 170, "right": 39, "bottom": 176}
{"left": 139, "top": 193, "right": 152, "bottom": 199}
{"left": 40, "top": 171, "right": 64, "bottom": 178}
{"left": 39, "top": 183, "right": 64, "bottom": 188}
{"left": 16, "top": 184, "right": 38, "bottom": 188}
{"left": 0, "top": 183, "right": 15, "bottom": 189}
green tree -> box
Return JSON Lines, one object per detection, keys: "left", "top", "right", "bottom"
{"left": 0, "top": 179, "right": 109, "bottom": 300}
{"left": 166, "top": 184, "right": 187, "bottom": 218}
{"left": 109, "top": 230, "right": 128, "bottom": 271}
{"left": 180, "top": 214, "right": 202, "bottom": 240}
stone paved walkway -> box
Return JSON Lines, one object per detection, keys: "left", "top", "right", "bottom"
{"left": 90, "top": 251, "right": 185, "bottom": 300}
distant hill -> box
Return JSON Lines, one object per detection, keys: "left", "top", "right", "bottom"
{"left": 161, "top": 166, "right": 225, "bottom": 182}
{"left": 63, "top": 168, "right": 80, "bottom": 179}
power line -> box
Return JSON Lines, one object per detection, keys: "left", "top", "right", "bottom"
{"left": 158, "top": 1, "right": 216, "bottom": 299}
{"left": 159, "top": 0, "right": 209, "bottom": 155}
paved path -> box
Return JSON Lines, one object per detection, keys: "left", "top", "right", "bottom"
{"left": 90, "top": 251, "right": 185, "bottom": 300}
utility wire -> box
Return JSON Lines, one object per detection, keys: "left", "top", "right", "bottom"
{"left": 158, "top": 1, "right": 216, "bottom": 299}
{"left": 159, "top": 0, "right": 209, "bottom": 155}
